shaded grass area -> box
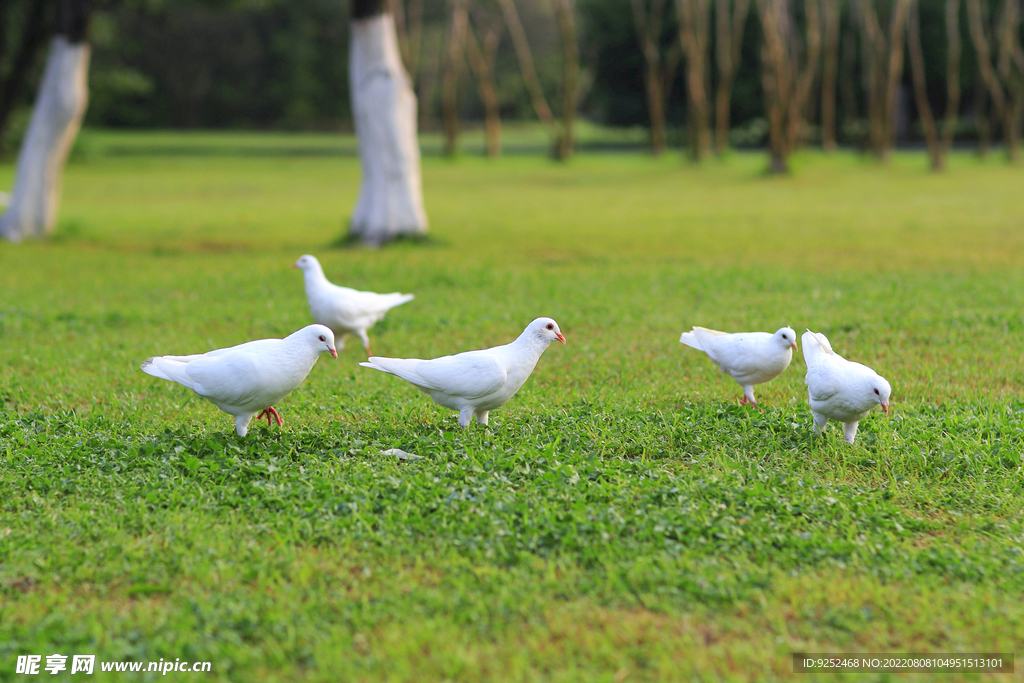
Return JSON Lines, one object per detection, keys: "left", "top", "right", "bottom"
{"left": 1, "top": 136, "right": 1023, "bottom": 681}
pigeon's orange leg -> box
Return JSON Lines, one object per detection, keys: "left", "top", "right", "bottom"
{"left": 256, "top": 406, "right": 284, "bottom": 427}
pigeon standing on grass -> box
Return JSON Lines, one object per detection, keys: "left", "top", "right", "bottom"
{"left": 141, "top": 325, "right": 337, "bottom": 436}
{"left": 294, "top": 254, "right": 414, "bottom": 355}
{"left": 802, "top": 330, "right": 891, "bottom": 444}
{"left": 360, "top": 317, "right": 566, "bottom": 428}
{"left": 679, "top": 326, "right": 798, "bottom": 406}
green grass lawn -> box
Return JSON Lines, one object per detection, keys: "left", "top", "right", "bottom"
{"left": 1, "top": 132, "right": 1023, "bottom": 682}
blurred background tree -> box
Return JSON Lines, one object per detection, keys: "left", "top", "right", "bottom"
{"left": 0, "top": 0, "right": 1020, "bottom": 163}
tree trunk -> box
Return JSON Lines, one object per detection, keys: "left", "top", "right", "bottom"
{"left": 552, "top": 0, "right": 579, "bottom": 160}
{"left": 498, "top": 0, "right": 557, "bottom": 139}
{"left": 840, "top": 29, "right": 860, "bottom": 147}
{"left": 463, "top": 11, "right": 505, "bottom": 158}
{"left": 858, "top": 0, "right": 912, "bottom": 160}
{"left": 907, "top": 0, "right": 943, "bottom": 170}
{"left": 967, "top": 0, "right": 1023, "bottom": 161}
{"left": 677, "top": 0, "right": 712, "bottom": 160}
{"left": 392, "top": 0, "right": 423, "bottom": 79}
{"left": 442, "top": 0, "right": 467, "bottom": 157}
{"left": 941, "top": 0, "right": 961, "bottom": 154}
{"left": 497, "top": 0, "right": 577, "bottom": 159}
{"left": 975, "top": 73, "right": 990, "bottom": 157}
{"left": 0, "top": 37, "right": 89, "bottom": 242}
{"left": 631, "top": 0, "right": 670, "bottom": 155}
{"left": 714, "top": 0, "right": 750, "bottom": 154}
{"left": 881, "top": 0, "right": 911, "bottom": 155}
{"left": 756, "top": 0, "right": 820, "bottom": 173}
{"left": 349, "top": 11, "right": 429, "bottom": 245}
{"left": 820, "top": 0, "right": 840, "bottom": 152}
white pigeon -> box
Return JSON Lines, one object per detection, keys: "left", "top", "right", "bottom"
{"left": 360, "top": 317, "right": 566, "bottom": 428}
{"left": 802, "top": 330, "right": 891, "bottom": 444}
{"left": 141, "top": 324, "right": 338, "bottom": 436}
{"left": 294, "top": 254, "right": 414, "bottom": 355}
{"left": 679, "top": 326, "right": 798, "bottom": 406}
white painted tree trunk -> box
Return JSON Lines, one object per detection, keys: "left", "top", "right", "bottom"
{"left": 0, "top": 37, "right": 90, "bottom": 242}
{"left": 349, "top": 13, "right": 428, "bottom": 245}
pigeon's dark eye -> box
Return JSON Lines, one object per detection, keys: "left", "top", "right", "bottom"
{"left": 318, "top": 335, "right": 326, "bottom": 342}
{"left": 546, "top": 323, "right": 554, "bottom": 330}
{"left": 873, "top": 388, "right": 880, "bottom": 395}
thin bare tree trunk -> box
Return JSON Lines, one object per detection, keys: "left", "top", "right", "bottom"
{"left": 882, "top": 0, "right": 911, "bottom": 153}
{"left": 392, "top": 0, "right": 424, "bottom": 80}
{"left": 967, "top": 0, "right": 1024, "bottom": 161}
{"left": 497, "top": 0, "right": 580, "bottom": 159}
{"left": 907, "top": 0, "right": 943, "bottom": 169}
{"left": 788, "top": 0, "right": 820, "bottom": 148}
{"left": 442, "top": 0, "right": 467, "bottom": 157}
{"left": 975, "top": 71, "right": 990, "bottom": 157}
{"left": 497, "top": 0, "right": 559, "bottom": 141}
{"left": 553, "top": 0, "right": 579, "bottom": 160}
{"left": 632, "top": 0, "right": 670, "bottom": 155}
{"left": 463, "top": 10, "right": 505, "bottom": 157}
{"left": 677, "top": 0, "right": 712, "bottom": 160}
{"left": 714, "top": 0, "right": 750, "bottom": 154}
{"left": 416, "top": 29, "right": 442, "bottom": 129}
{"left": 840, "top": 27, "right": 859, "bottom": 147}
{"left": 941, "top": 0, "right": 961, "bottom": 154}
{"left": 857, "top": 0, "right": 912, "bottom": 160}
{"left": 756, "top": 0, "right": 820, "bottom": 173}
{"left": 820, "top": 0, "right": 840, "bottom": 152}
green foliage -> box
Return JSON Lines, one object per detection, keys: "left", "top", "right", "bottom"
{"left": 2, "top": 136, "right": 1024, "bottom": 680}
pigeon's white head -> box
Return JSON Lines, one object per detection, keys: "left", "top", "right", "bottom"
{"left": 296, "top": 324, "right": 338, "bottom": 358}
{"left": 870, "top": 375, "right": 892, "bottom": 415}
{"left": 293, "top": 254, "right": 322, "bottom": 272}
{"left": 526, "top": 317, "right": 566, "bottom": 345}
{"left": 774, "top": 327, "right": 798, "bottom": 350}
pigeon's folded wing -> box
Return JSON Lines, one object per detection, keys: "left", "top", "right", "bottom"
{"left": 806, "top": 363, "right": 842, "bottom": 403}
{"left": 184, "top": 351, "right": 265, "bottom": 406}
{"left": 716, "top": 345, "right": 765, "bottom": 376}
{"left": 415, "top": 352, "right": 508, "bottom": 399}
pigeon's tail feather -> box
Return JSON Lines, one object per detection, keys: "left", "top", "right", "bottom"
{"left": 681, "top": 326, "right": 728, "bottom": 350}
{"left": 679, "top": 331, "right": 702, "bottom": 350}
{"left": 380, "top": 292, "right": 415, "bottom": 311}
{"left": 360, "top": 357, "right": 430, "bottom": 388}
{"left": 801, "top": 330, "right": 834, "bottom": 368}
{"left": 140, "top": 357, "right": 168, "bottom": 379}
{"left": 142, "top": 356, "right": 197, "bottom": 390}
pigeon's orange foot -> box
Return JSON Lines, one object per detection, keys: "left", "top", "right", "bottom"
{"left": 256, "top": 406, "right": 283, "bottom": 427}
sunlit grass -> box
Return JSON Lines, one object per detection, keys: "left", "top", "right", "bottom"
{"left": 1, "top": 132, "right": 1022, "bottom": 682}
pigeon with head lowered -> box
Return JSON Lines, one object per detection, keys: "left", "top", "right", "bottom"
{"left": 802, "top": 330, "right": 890, "bottom": 444}
{"left": 360, "top": 317, "right": 565, "bottom": 428}
{"left": 294, "top": 254, "right": 413, "bottom": 355}
{"left": 141, "top": 324, "right": 337, "bottom": 436}
{"left": 679, "top": 326, "right": 797, "bottom": 406}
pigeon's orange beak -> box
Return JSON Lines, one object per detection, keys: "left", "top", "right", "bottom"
{"left": 292, "top": 262, "right": 299, "bottom": 268}
{"left": 790, "top": 341, "right": 798, "bottom": 350}
{"left": 329, "top": 348, "right": 338, "bottom": 359}
{"left": 881, "top": 402, "right": 889, "bottom": 415}
{"left": 556, "top": 332, "right": 566, "bottom": 344}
